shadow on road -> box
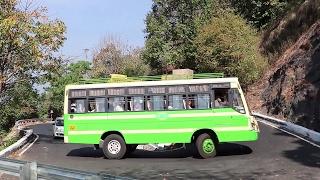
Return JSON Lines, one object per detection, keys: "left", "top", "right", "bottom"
{"left": 35, "top": 134, "right": 64, "bottom": 144}
{"left": 66, "top": 143, "right": 252, "bottom": 159}
{"left": 273, "top": 130, "right": 320, "bottom": 168}
{"left": 67, "top": 147, "right": 104, "bottom": 158}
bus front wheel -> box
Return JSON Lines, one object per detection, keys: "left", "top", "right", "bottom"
{"left": 195, "top": 133, "right": 217, "bottom": 159}
{"left": 102, "top": 134, "right": 127, "bottom": 159}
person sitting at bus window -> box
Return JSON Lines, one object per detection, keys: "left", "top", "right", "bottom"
{"left": 70, "top": 102, "right": 76, "bottom": 113}
{"left": 146, "top": 98, "right": 152, "bottom": 111}
{"left": 114, "top": 102, "right": 124, "bottom": 111}
{"left": 220, "top": 96, "right": 229, "bottom": 106}
{"left": 186, "top": 100, "right": 193, "bottom": 109}
{"left": 214, "top": 97, "right": 222, "bottom": 107}
{"left": 89, "top": 104, "right": 96, "bottom": 112}
{"left": 133, "top": 99, "right": 143, "bottom": 111}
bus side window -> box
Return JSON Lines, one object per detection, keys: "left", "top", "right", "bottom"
{"left": 69, "top": 99, "right": 85, "bottom": 113}
{"left": 147, "top": 96, "right": 166, "bottom": 111}
{"left": 128, "top": 96, "right": 144, "bottom": 111}
{"left": 88, "top": 98, "right": 106, "bottom": 113}
{"left": 213, "top": 89, "right": 230, "bottom": 108}
{"left": 108, "top": 97, "right": 125, "bottom": 112}
{"left": 197, "top": 94, "right": 210, "bottom": 109}
{"left": 168, "top": 95, "right": 186, "bottom": 110}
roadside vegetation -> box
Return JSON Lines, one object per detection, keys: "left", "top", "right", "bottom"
{"left": 0, "top": 0, "right": 309, "bottom": 134}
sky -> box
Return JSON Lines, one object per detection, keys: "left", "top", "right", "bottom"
{"left": 38, "top": 0, "right": 152, "bottom": 61}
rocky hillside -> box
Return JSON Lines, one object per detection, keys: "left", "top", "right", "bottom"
{"left": 262, "top": 21, "right": 320, "bottom": 132}
{"left": 247, "top": 0, "right": 320, "bottom": 132}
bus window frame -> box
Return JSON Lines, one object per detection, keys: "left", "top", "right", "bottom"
{"left": 126, "top": 95, "right": 146, "bottom": 112}
{"left": 145, "top": 95, "right": 167, "bottom": 111}
{"left": 230, "top": 88, "right": 246, "bottom": 114}
{"left": 186, "top": 93, "right": 212, "bottom": 110}
{"left": 211, "top": 87, "right": 232, "bottom": 109}
{"left": 86, "top": 88, "right": 107, "bottom": 113}
{"left": 106, "top": 96, "right": 126, "bottom": 113}
{"left": 88, "top": 97, "right": 107, "bottom": 113}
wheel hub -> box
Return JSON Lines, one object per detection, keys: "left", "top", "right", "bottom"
{"left": 107, "top": 140, "right": 121, "bottom": 154}
{"left": 203, "top": 139, "right": 214, "bottom": 154}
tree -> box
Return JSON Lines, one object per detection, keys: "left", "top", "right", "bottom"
{"left": 122, "top": 48, "right": 150, "bottom": 77}
{"left": 195, "top": 10, "right": 267, "bottom": 87}
{"left": 0, "top": 81, "right": 39, "bottom": 130}
{"left": 0, "top": 0, "right": 65, "bottom": 129}
{"left": 0, "top": 0, "right": 66, "bottom": 101}
{"left": 40, "top": 60, "right": 91, "bottom": 117}
{"left": 143, "top": 0, "right": 216, "bottom": 74}
{"left": 91, "top": 37, "right": 125, "bottom": 77}
{"left": 91, "top": 36, "right": 150, "bottom": 77}
{"left": 226, "top": 0, "right": 305, "bottom": 29}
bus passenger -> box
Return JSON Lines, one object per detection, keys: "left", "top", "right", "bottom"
{"left": 214, "top": 97, "right": 222, "bottom": 107}
{"left": 146, "top": 97, "right": 152, "bottom": 111}
{"left": 186, "top": 100, "right": 193, "bottom": 109}
{"left": 114, "top": 102, "right": 124, "bottom": 111}
{"left": 89, "top": 104, "right": 96, "bottom": 112}
{"left": 133, "top": 99, "right": 143, "bottom": 111}
{"left": 71, "top": 102, "right": 76, "bottom": 113}
{"left": 220, "top": 96, "right": 229, "bottom": 106}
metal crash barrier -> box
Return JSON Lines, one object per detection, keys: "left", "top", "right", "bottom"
{"left": 0, "top": 158, "right": 133, "bottom": 180}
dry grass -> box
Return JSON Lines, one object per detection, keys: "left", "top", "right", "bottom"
{"left": 260, "top": 0, "right": 320, "bottom": 62}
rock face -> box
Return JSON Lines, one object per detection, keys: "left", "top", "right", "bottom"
{"left": 262, "top": 21, "right": 320, "bottom": 132}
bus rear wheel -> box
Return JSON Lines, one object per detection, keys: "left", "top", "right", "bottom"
{"left": 195, "top": 133, "right": 217, "bottom": 159}
{"left": 102, "top": 134, "right": 127, "bottom": 159}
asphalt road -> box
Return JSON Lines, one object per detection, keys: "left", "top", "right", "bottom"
{"left": 12, "top": 121, "right": 320, "bottom": 180}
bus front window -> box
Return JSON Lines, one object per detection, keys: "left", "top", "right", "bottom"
{"left": 232, "top": 89, "right": 245, "bottom": 114}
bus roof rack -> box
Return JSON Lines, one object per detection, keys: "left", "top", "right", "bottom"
{"left": 77, "top": 72, "right": 224, "bottom": 84}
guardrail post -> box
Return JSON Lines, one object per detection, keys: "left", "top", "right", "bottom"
{"left": 20, "top": 162, "right": 37, "bottom": 180}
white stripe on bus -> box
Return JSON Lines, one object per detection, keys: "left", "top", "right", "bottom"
{"left": 67, "top": 127, "right": 252, "bottom": 135}
{"left": 68, "top": 131, "right": 105, "bottom": 135}
{"left": 170, "top": 112, "right": 241, "bottom": 118}
{"left": 121, "top": 128, "right": 195, "bottom": 134}
{"left": 69, "top": 112, "right": 245, "bottom": 121}
{"left": 71, "top": 114, "right": 156, "bottom": 120}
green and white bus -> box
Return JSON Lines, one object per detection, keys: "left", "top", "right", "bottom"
{"left": 63, "top": 73, "right": 259, "bottom": 159}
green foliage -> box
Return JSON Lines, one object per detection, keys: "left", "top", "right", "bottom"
{"left": 143, "top": 0, "right": 216, "bottom": 74}
{"left": 0, "top": 81, "right": 39, "bottom": 130}
{"left": 0, "top": 0, "right": 65, "bottom": 130}
{"left": 0, "top": 136, "right": 18, "bottom": 151}
{"left": 227, "top": 0, "right": 305, "bottom": 29}
{"left": 39, "top": 61, "right": 91, "bottom": 117}
{"left": 195, "top": 10, "right": 267, "bottom": 87}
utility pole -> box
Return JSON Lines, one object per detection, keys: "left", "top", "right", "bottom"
{"left": 83, "top": 48, "right": 89, "bottom": 60}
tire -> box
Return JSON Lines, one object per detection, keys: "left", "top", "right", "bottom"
{"left": 102, "top": 134, "right": 127, "bottom": 159}
{"left": 195, "top": 133, "right": 217, "bottom": 159}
